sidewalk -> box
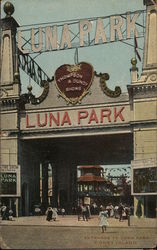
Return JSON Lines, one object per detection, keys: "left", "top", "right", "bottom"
{"left": 0, "top": 215, "right": 130, "bottom": 227}
{"left": 1, "top": 215, "right": 156, "bottom": 227}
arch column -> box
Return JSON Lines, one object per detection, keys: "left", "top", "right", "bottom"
{"left": 51, "top": 163, "right": 58, "bottom": 207}
{"left": 42, "top": 162, "right": 48, "bottom": 210}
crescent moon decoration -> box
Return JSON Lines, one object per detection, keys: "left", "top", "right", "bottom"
{"left": 30, "top": 80, "right": 49, "bottom": 105}
{"left": 20, "top": 80, "right": 49, "bottom": 107}
{"left": 95, "top": 72, "right": 121, "bottom": 97}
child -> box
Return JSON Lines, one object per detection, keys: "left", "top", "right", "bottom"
{"left": 9, "top": 209, "right": 13, "bottom": 221}
{"left": 99, "top": 207, "right": 109, "bottom": 233}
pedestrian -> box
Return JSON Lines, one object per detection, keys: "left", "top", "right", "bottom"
{"left": 124, "top": 205, "right": 130, "bottom": 219}
{"left": 98, "top": 207, "right": 109, "bottom": 233}
{"left": 118, "top": 203, "right": 124, "bottom": 221}
{"left": 122, "top": 208, "right": 126, "bottom": 220}
{"left": 1, "top": 204, "right": 7, "bottom": 220}
{"left": 46, "top": 206, "right": 53, "bottom": 221}
{"left": 61, "top": 208, "right": 65, "bottom": 216}
{"left": 9, "top": 209, "right": 13, "bottom": 221}
{"left": 106, "top": 205, "right": 111, "bottom": 217}
{"left": 114, "top": 205, "right": 119, "bottom": 219}
{"left": 85, "top": 205, "right": 90, "bottom": 221}
{"left": 110, "top": 204, "right": 114, "bottom": 217}
{"left": 52, "top": 207, "right": 58, "bottom": 221}
{"left": 6, "top": 206, "right": 10, "bottom": 220}
{"left": 77, "top": 205, "right": 82, "bottom": 221}
{"left": 34, "top": 205, "right": 41, "bottom": 216}
{"left": 87, "top": 205, "right": 91, "bottom": 219}
{"left": 82, "top": 205, "right": 88, "bottom": 221}
{"left": 130, "top": 205, "right": 134, "bottom": 215}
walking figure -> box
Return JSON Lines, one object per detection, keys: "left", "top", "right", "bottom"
{"left": 61, "top": 208, "right": 65, "bottom": 216}
{"left": 9, "top": 209, "right": 13, "bottom": 220}
{"left": 77, "top": 205, "right": 82, "bottom": 221}
{"left": 82, "top": 205, "right": 88, "bottom": 221}
{"left": 52, "top": 207, "right": 58, "bottom": 221}
{"left": 99, "top": 207, "right": 109, "bottom": 233}
{"left": 46, "top": 206, "right": 53, "bottom": 221}
{"left": 1, "top": 204, "right": 7, "bottom": 220}
{"left": 118, "top": 203, "right": 124, "bottom": 221}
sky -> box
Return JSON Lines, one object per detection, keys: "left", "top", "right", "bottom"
{"left": 1, "top": 0, "right": 146, "bottom": 178}
{"left": 1, "top": 0, "right": 145, "bottom": 95}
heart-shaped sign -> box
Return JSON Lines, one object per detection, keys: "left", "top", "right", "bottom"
{"left": 54, "top": 62, "right": 94, "bottom": 104}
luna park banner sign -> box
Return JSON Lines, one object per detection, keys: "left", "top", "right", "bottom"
{"left": 18, "top": 13, "right": 140, "bottom": 54}
{"left": 18, "top": 12, "right": 142, "bottom": 105}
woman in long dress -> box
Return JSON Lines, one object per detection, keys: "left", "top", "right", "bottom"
{"left": 52, "top": 207, "right": 58, "bottom": 221}
{"left": 46, "top": 207, "right": 53, "bottom": 221}
{"left": 99, "top": 207, "right": 109, "bottom": 233}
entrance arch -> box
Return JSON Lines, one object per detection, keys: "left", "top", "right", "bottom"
{"left": 20, "top": 132, "right": 133, "bottom": 213}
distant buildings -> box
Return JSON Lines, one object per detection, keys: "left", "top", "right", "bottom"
{"left": 77, "top": 165, "right": 115, "bottom": 205}
{"left": 77, "top": 165, "right": 132, "bottom": 206}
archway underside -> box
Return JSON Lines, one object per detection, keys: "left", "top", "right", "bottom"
{"left": 22, "top": 133, "right": 133, "bottom": 165}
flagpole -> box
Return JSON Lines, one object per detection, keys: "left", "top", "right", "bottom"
{"left": 134, "top": 31, "right": 141, "bottom": 62}
{"left": 134, "top": 31, "right": 137, "bottom": 60}
{"left": 74, "top": 48, "right": 79, "bottom": 64}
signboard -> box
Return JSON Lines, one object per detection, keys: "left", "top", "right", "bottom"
{"left": 54, "top": 62, "right": 94, "bottom": 104}
{"left": 0, "top": 173, "right": 17, "bottom": 195}
{"left": 21, "top": 104, "right": 131, "bottom": 131}
{"left": 18, "top": 11, "right": 145, "bottom": 54}
{"left": 131, "top": 159, "right": 157, "bottom": 195}
{"left": 0, "top": 165, "right": 21, "bottom": 197}
{"left": 84, "top": 196, "right": 90, "bottom": 205}
{"left": 132, "top": 167, "right": 157, "bottom": 195}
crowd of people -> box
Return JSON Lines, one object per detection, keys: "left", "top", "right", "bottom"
{"left": 76, "top": 202, "right": 133, "bottom": 222}
{"left": 0, "top": 204, "right": 14, "bottom": 221}
{"left": 100, "top": 203, "right": 133, "bottom": 220}
{"left": 44, "top": 202, "right": 133, "bottom": 233}
{"left": 1, "top": 202, "right": 133, "bottom": 225}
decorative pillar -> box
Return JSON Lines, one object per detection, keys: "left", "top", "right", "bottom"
{"left": 128, "top": 0, "right": 157, "bottom": 218}
{"left": 130, "top": 58, "right": 138, "bottom": 83}
{"left": 143, "top": 0, "right": 157, "bottom": 72}
{"left": 69, "top": 164, "right": 77, "bottom": 207}
{"left": 51, "top": 164, "right": 58, "bottom": 207}
{"left": 33, "top": 161, "right": 40, "bottom": 205}
{"left": 42, "top": 162, "right": 48, "bottom": 210}
{"left": 0, "top": 2, "right": 21, "bottom": 215}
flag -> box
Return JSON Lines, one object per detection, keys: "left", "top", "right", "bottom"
{"left": 134, "top": 33, "right": 141, "bottom": 61}
{"left": 150, "top": 0, "right": 157, "bottom": 5}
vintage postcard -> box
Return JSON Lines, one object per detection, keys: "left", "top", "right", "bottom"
{"left": 0, "top": 0, "right": 157, "bottom": 249}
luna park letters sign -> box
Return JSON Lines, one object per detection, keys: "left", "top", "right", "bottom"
{"left": 18, "top": 13, "right": 140, "bottom": 54}
{"left": 23, "top": 105, "right": 130, "bottom": 130}
{"left": 0, "top": 165, "right": 21, "bottom": 197}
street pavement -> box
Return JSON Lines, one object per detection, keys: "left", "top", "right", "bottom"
{"left": 0, "top": 215, "right": 157, "bottom": 249}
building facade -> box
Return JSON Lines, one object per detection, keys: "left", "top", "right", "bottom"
{"left": 0, "top": 0, "right": 157, "bottom": 217}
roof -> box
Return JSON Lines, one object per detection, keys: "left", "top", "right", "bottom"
{"left": 78, "top": 175, "right": 106, "bottom": 182}
{"left": 78, "top": 165, "right": 103, "bottom": 169}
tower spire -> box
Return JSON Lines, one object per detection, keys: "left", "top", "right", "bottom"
{"left": 142, "top": 0, "right": 157, "bottom": 74}
{"left": 0, "top": 1, "right": 20, "bottom": 98}
{"left": 130, "top": 0, "right": 157, "bottom": 84}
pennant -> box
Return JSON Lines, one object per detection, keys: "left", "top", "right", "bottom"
{"left": 134, "top": 34, "right": 141, "bottom": 61}
{"left": 150, "top": 0, "right": 157, "bottom": 5}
